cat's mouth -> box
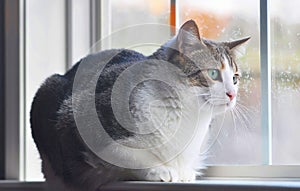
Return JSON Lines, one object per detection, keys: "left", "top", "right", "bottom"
{"left": 202, "top": 96, "right": 235, "bottom": 112}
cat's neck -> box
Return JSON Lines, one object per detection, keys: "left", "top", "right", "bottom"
{"left": 149, "top": 37, "right": 178, "bottom": 61}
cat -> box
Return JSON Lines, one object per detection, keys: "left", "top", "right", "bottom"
{"left": 30, "top": 20, "right": 250, "bottom": 191}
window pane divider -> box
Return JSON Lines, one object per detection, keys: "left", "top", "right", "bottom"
{"left": 66, "top": 0, "right": 73, "bottom": 69}
{"left": 90, "top": 0, "right": 105, "bottom": 50}
{"left": 0, "top": 0, "right": 5, "bottom": 180}
{"left": 4, "top": 0, "right": 21, "bottom": 180}
{"left": 260, "top": 0, "right": 272, "bottom": 165}
{"left": 170, "top": 0, "right": 176, "bottom": 36}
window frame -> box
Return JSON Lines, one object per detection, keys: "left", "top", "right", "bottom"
{"left": 2, "top": 0, "right": 300, "bottom": 188}
{"left": 0, "top": 0, "right": 5, "bottom": 180}
{"left": 1, "top": 180, "right": 300, "bottom": 191}
{"left": 3, "top": 0, "right": 22, "bottom": 180}
{"left": 260, "top": 0, "right": 272, "bottom": 165}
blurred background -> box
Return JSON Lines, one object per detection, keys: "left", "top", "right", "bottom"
{"left": 5, "top": 0, "right": 300, "bottom": 181}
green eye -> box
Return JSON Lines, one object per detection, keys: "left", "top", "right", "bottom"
{"left": 207, "top": 69, "right": 220, "bottom": 80}
{"left": 233, "top": 74, "right": 239, "bottom": 85}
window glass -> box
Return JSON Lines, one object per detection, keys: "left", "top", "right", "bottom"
{"left": 270, "top": 0, "right": 300, "bottom": 164}
{"left": 72, "top": 0, "right": 91, "bottom": 64}
{"left": 110, "top": 0, "right": 169, "bottom": 30}
{"left": 103, "top": 0, "right": 170, "bottom": 55}
{"left": 25, "top": 0, "right": 66, "bottom": 181}
{"left": 179, "top": 0, "right": 261, "bottom": 164}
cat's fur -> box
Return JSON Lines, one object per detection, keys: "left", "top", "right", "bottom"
{"left": 30, "top": 20, "right": 249, "bottom": 191}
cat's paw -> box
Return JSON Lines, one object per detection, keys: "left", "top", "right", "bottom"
{"left": 136, "top": 166, "right": 179, "bottom": 182}
{"left": 179, "top": 169, "right": 196, "bottom": 182}
{"left": 147, "top": 166, "right": 179, "bottom": 182}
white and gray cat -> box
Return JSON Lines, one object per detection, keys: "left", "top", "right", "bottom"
{"left": 30, "top": 20, "right": 249, "bottom": 191}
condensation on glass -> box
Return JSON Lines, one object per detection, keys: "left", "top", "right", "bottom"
{"left": 178, "top": 0, "right": 261, "bottom": 164}
{"left": 270, "top": 0, "right": 300, "bottom": 164}
{"left": 101, "top": 0, "right": 170, "bottom": 54}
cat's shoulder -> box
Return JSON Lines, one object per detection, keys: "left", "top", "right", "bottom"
{"left": 86, "top": 48, "right": 147, "bottom": 65}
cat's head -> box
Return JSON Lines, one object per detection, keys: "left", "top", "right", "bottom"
{"left": 170, "top": 20, "right": 250, "bottom": 114}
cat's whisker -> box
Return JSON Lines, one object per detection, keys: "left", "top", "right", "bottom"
{"left": 233, "top": 107, "right": 245, "bottom": 135}
{"left": 195, "top": 93, "right": 210, "bottom": 96}
{"left": 231, "top": 107, "right": 244, "bottom": 129}
{"left": 207, "top": 98, "right": 228, "bottom": 105}
{"left": 236, "top": 102, "right": 254, "bottom": 114}
{"left": 240, "top": 109, "right": 251, "bottom": 130}
{"left": 192, "top": 93, "right": 211, "bottom": 98}
{"left": 234, "top": 106, "right": 250, "bottom": 131}
{"left": 230, "top": 109, "right": 238, "bottom": 134}
{"left": 233, "top": 105, "right": 255, "bottom": 142}
{"left": 198, "top": 99, "right": 211, "bottom": 110}
{"left": 235, "top": 104, "right": 253, "bottom": 125}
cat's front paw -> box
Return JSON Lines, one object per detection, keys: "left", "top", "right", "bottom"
{"left": 147, "top": 166, "right": 179, "bottom": 182}
{"left": 179, "top": 169, "right": 196, "bottom": 182}
{"left": 136, "top": 166, "right": 179, "bottom": 182}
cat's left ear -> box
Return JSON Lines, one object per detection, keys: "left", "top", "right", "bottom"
{"left": 225, "top": 37, "right": 251, "bottom": 49}
{"left": 224, "top": 36, "right": 251, "bottom": 57}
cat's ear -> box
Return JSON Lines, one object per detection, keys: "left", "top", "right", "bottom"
{"left": 177, "top": 20, "right": 205, "bottom": 53}
{"left": 225, "top": 37, "right": 251, "bottom": 57}
{"left": 225, "top": 37, "right": 251, "bottom": 49}
{"left": 225, "top": 36, "right": 251, "bottom": 50}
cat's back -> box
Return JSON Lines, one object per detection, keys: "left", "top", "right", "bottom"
{"left": 30, "top": 48, "right": 146, "bottom": 153}
{"left": 31, "top": 48, "right": 146, "bottom": 128}
{"left": 30, "top": 48, "right": 147, "bottom": 189}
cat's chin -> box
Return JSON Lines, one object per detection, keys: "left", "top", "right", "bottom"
{"left": 226, "top": 99, "right": 237, "bottom": 110}
{"left": 209, "top": 101, "right": 236, "bottom": 116}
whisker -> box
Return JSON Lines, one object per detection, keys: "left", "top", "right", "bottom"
{"left": 197, "top": 99, "right": 210, "bottom": 110}
{"left": 235, "top": 104, "right": 253, "bottom": 130}
{"left": 233, "top": 107, "right": 248, "bottom": 131}
{"left": 236, "top": 102, "right": 255, "bottom": 114}
{"left": 230, "top": 109, "right": 237, "bottom": 134}
{"left": 234, "top": 108, "right": 254, "bottom": 145}
{"left": 191, "top": 93, "right": 210, "bottom": 98}
{"left": 207, "top": 98, "right": 228, "bottom": 102}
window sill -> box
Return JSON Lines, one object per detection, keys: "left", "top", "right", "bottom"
{"left": 1, "top": 179, "right": 300, "bottom": 191}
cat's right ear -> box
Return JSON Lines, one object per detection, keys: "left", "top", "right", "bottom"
{"left": 177, "top": 20, "right": 205, "bottom": 53}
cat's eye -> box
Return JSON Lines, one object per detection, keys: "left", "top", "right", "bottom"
{"left": 233, "top": 74, "right": 240, "bottom": 85}
{"left": 207, "top": 69, "right": 220, "bottom": 81}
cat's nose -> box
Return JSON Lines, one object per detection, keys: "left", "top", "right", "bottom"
{"left": 226, "top": 92, "right": 236, "bottom": 101}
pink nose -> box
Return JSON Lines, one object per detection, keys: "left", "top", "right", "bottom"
{"left": 226, "top": 92, "right": 236, "bottom": 101}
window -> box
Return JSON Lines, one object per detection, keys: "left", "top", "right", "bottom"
{"left": 270, "top": 0, "right": 300, "bottom": 164}
{"left": 2, "top": 0, "right": 300, "bottom": 189}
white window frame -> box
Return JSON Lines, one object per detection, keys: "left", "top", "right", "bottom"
{"left": 2, "top": 0, "right": 300, "bottom": 190}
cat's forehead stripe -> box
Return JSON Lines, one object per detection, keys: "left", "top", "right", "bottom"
{"left": 221, "top": 62, "right": 225, "bottom": 70}
{"left": 221, "top": 55, "right": 230, "bottom": 70}
{"left": 222, "top": 54, "right": 237, "bottom": 72}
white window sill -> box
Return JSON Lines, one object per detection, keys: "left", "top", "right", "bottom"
{"left": 1, "top": 179, "right": 300, "bottom": 191}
